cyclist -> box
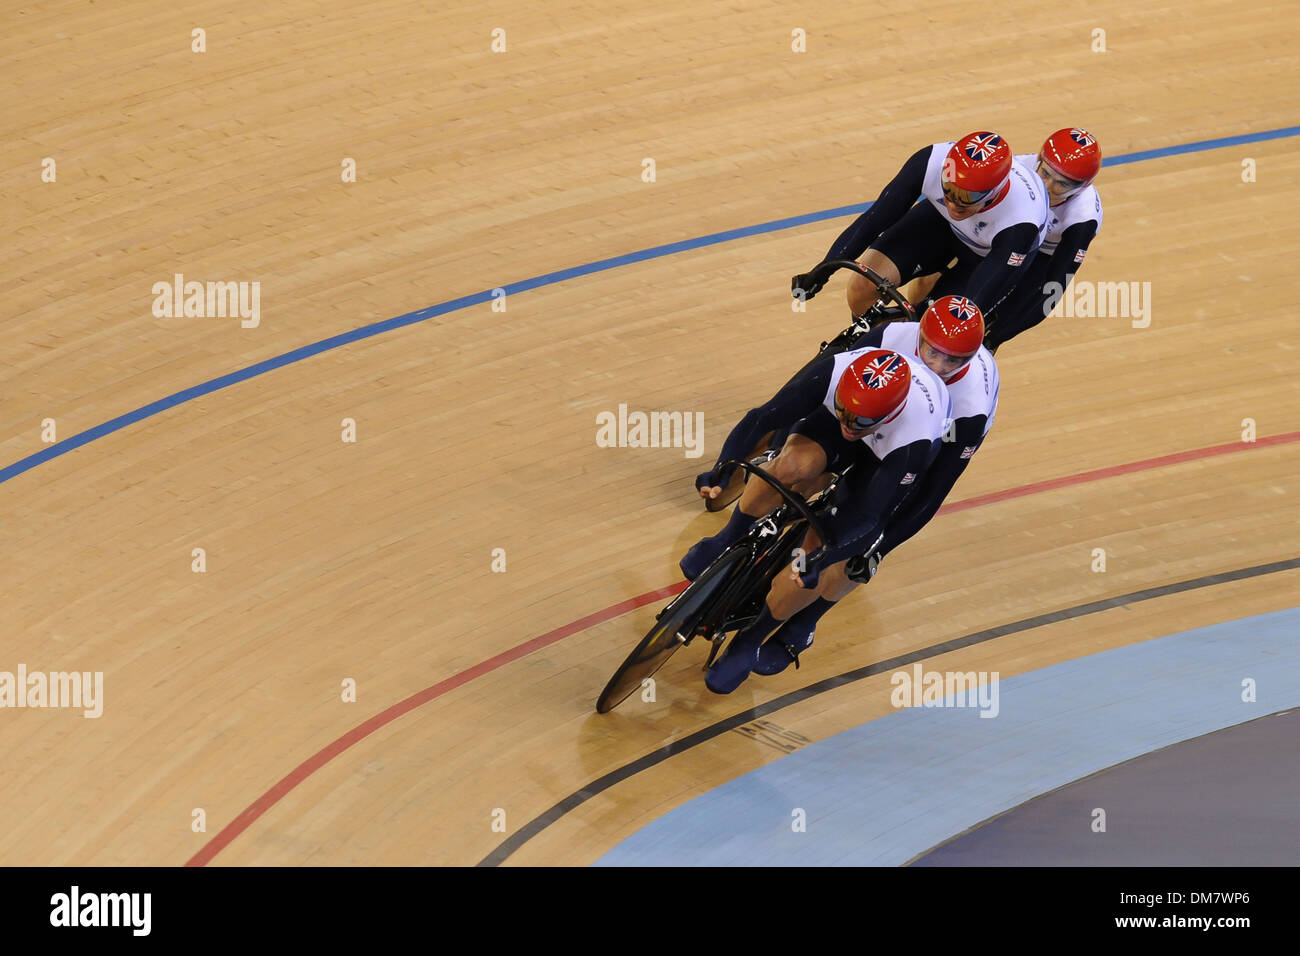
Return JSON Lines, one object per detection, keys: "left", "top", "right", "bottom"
{"left": 751, "top": 296, "right": 999, "bottom": 676}
{"left": 679, "top": 348, "right": 951, "bottom": 694}
{"left": 906, "top": 128, "right": 1103, "bottom": 352}
{"left": 791, "top": 131, "right": 1048, "bottom": 320}
{"left": 984, "top": 128, "right": 1104, "bottom": 350}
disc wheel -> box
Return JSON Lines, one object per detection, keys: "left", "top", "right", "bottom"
{"left": 596, "top": 546, "right": 751, "bottom": 713}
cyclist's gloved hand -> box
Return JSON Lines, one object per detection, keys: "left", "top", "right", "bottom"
{"left": 791, "top": 262, "right": 833, "bottom": 302}
{"left": 695, "top": 462, "right": 734, "bottom": 494}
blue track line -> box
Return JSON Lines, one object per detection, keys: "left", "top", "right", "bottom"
{"left": 3, "top": 125, "right": 1297, "bottom": 487}
{"left": 1102, "top": 125, "right": 1300, "bottom": 167}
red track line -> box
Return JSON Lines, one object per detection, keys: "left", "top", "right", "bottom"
{"left": 941, "top": 431, "right": 1300, "bottom": 514}
{"left": 186, "top": 430, "right": 1298, "bottom": 866}
{"left": 184, "top": 579, "right": 687, "bottom": 867}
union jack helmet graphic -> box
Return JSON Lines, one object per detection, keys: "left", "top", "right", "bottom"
{"left": 942, "top": 131, "right": 1012, "bottom": 207}
{"left": 835, "top": 349, "right": 910, "bottom": 431}
{"left": 920, "top": 295, "right": 985, "bottom": 367}
{"left": 1039, "top": 127, "right": 1102, "bottom": 195}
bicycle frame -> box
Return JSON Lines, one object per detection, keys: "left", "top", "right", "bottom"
{"left": 699, "top": 513, "right": 809, "bottom": 639}
{"left": 685, "top": 461, "right": 846, "bottom": 663}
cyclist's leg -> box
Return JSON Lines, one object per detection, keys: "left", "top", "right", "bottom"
{"left": 846, "top": 249, "right": 903, "bottom": 317}
{"left": 705, "top": 524, "right": 823, "bottom": 694}
{"left": 848, "top": 202, "right": 958, "bottom": 317}
{"left": 702, "top": 339, "right": 839, "bottom": 509}
{"left": 736, "top": 433, "right": 828, "bottom": 514}
{"left": 715, "top": 514, "right": 871, "bottom": 685}
{"left": 751, "top": 454, "right": 888, "bottom": 675}
{"left": 752, "top": 557, "right": 855, "bottom": 675}
{"left": 702, "top": 416, "right": 862, "bottom": 688}
{"left": 903, "top": 270, "right": 944, "bottom": 309}
{"left": 765, "top": 525, "right": 825, "bottom": 619}
{"left": 819, "top": 559, "right": 862, "bottom": 601}
{"left": 680, "top": 430, "right": 829, "bottom": 580}
{"left": 928, "top": 242, "right": 1040, "bottom": 316}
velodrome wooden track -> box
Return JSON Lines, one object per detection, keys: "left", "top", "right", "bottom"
{"left": 2, "top": 0, "right": 1298, "bottom": 866}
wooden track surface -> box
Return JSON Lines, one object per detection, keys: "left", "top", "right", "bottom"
{"left": 1, "top": 0, "right": 1297, "bottom": 865}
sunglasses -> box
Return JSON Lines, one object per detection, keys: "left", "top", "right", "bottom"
{"left": 1037, "top": 158, "right": 1085, "bottom": 194}
{"left": 941, "top": 180, "right": 995, "bottom": 208}
{"left": 833, "top": 395, "right": 888, "bottom": 431}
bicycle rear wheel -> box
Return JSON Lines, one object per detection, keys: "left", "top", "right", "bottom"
{"left": 596, "top": 546, "right": 751, "bottom": 713}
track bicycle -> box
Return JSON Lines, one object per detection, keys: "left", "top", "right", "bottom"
{"left": 597, "top": 459, "right": 843, "bottom": 713}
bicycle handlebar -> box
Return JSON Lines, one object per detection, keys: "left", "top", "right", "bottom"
{"left": 814, "top": 259, "right": 916, "bottom": 320}
{"left": 718, "top": 458, "right": 833, "bottom": 550}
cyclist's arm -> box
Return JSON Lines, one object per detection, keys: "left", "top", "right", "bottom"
{"left": 984, "top": 220, "right": 1098, "bottom": 349}
{"left": 962, "top": 222, "right": 1041, "bottom": 311}
{"left": 825, "top": 146, "right": 934, "bottom": 262}
{"left": 697, "top": 355, "right": 834, "bottom": 490}
{"left": 814, "top": 437, "right": 937, "bottom": 568}
{"left": 879, "top": 415, "right": 988, "bottom": 556}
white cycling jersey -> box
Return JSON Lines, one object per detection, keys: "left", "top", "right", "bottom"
{"left": 822, "top": 348, "right": 952, "bottom": 463}
{"left": 879, "top": 321, "right": 999, "bottom": 439}
{"left": 1014, "top": 152, "right": 1103, "bottom": 256}
{"left": 921, "top": 142, "right": 1049, "bottom": 258}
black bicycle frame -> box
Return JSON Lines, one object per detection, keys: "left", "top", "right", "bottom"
{"left": 687, "top": 461, "right": 844, "bottom": 645}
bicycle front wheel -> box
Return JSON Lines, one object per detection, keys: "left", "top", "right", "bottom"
{"left": 596, "top": 546, "right": 751, "bottom": 713}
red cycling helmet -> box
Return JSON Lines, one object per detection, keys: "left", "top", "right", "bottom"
{"left": 943, "top": 132, "right": 1012, "bottom": 208}
{"left": 835, "top": 349, "right": 910, "bottom": 432}
{"left": 920, "top": 295, "right": 985, "bottom": 363}
{"left": 1038, "top": 128, "right": 1102, "bottom": 200}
